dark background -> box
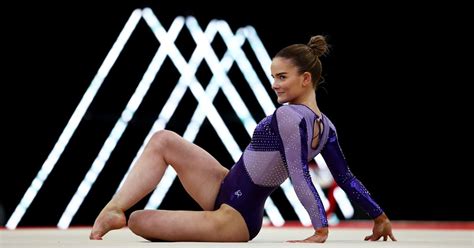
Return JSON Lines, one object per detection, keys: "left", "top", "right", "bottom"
{"left": 1, "top": 0, "right": 472, "bottom": 227}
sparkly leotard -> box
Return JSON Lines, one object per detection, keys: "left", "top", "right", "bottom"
{"left": 214, "top": 104, "right": 383, "bottom": 240}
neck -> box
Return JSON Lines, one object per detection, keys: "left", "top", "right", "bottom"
{"left": 291, "top": 91, "right": 321, "bottom": 116}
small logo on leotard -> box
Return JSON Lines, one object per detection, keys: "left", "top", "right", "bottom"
{"left": 234, "top": 190, "right": 242, "bottom": 198}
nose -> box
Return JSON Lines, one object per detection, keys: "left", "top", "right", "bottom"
{"left": 272, "top": 80, "right": 279, "bottom": 90}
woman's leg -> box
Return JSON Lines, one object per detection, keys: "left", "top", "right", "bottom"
{"left": 90, "top": 130, "right": 229, "bottom": 239}
{"left": 128, "top": 204, "right": 249, "bottom": 242}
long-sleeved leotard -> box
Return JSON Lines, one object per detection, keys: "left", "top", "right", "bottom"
{"left": 214, "top": 104, "right": 383, "bottom": 240}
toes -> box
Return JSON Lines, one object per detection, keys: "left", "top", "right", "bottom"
{"left": 89, "top": 232, "right": 103, "bottom": 240}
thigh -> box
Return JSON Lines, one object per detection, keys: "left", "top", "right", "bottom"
{"left": 158, "top": 130, "right": 229, "bottom": 210}
{"left": 128, "top": 204, "right": 249, "bottom": 242}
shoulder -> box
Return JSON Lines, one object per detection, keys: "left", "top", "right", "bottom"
{"left": 274, "top": 105, "right": 304, "bottom": 123}
{"left": 321, "top": 114, "right": 337, "bottom": 131}
{"left": 275, "top": 105, "right": 303, "bottom": 117}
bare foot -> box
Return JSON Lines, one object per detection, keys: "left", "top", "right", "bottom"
{"left": 89, "top": 207, "right": 126, "bottom": 240}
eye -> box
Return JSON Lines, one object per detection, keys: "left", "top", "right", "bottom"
{"left": 279, "top": 75, "right": 286, "bottom": 80}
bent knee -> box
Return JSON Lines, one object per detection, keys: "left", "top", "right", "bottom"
{"left": 149, "top": 130, "right": 178, "bottom": 150}
{"left": 212, "top": 205, "right": 250, "bottom": 241}
{"left": 128, "top": 211, "right": 149, "bottom": 237}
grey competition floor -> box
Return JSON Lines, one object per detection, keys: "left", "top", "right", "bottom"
{"left": 1, "top": 224, "right": 473, "bottom": 248}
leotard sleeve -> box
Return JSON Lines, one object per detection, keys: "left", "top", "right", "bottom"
{"left": 275, "top": 106, "right": 328, "bottom": 228}
{"left": 321, "top": 127, "right": 383, "bottom": 219}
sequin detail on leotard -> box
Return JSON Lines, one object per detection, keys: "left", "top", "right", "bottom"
{"left": 214, "top": 104, "right": 383, "bottom": 240}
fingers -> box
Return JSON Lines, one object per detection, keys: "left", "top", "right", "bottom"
{"left": 365, "top": 233, "right": 397, "bottom": 242}
{"left": 389, "top": 233, "right": 397, "bottom": 241}
{"left": 371, "top": 235, "right": 381, "bottom": 241}
{"left": 288, "top": 236, "right": 327, "bottom": 243}
{"left": 364, "top": 234, "right": 381, "bottom": 241}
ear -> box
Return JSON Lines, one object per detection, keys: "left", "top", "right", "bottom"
{"left": 302, "top": 72, "right": 312, "bottom": 87}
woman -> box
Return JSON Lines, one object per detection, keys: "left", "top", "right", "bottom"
{"left": 89, "top": 35, "right": 396, "bottom": 243}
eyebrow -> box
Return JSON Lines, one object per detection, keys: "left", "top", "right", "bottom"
{"left": 272, "top": 72, "right": 287, "bottom": 78}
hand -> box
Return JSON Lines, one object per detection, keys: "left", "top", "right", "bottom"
{"left": 364, "top": 213, "right": 397, "bottom": 241}
{"left": 287, "top": 227, "right": 328, "bottom": 243}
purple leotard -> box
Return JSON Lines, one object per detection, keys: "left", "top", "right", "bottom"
{"left": 214, "top": 104, "right": 383, "bottom": 240}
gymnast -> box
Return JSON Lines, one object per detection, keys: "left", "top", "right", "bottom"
{"left": 90, "top": 35, "right": 396, "bottom": 243}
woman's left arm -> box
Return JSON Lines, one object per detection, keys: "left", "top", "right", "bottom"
{"left": 364, "top": 212, "right": 397, "bottom": 241}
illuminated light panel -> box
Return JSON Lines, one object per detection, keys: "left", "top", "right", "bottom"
{"left": 334, "top": 186, "right": 355, "bottom": 219}
{"left": 6, "top": 9, "right": 143, "bottom": 230}
{"left": 142, "top": 15, "right": 284, "bottom": 225}
{"left": 57, "top": 14, "right": 187, "bottom": 229}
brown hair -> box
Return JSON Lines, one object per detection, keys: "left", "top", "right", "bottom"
{"left": 275, "top": 35, "right": 330, "bottom": 89}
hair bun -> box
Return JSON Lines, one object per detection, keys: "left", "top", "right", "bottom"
{"left": 307, "top": 35, "right": 329, "bottom": 57}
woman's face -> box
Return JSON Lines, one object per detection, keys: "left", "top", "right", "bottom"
{"left": 271, "top": 57, "right": 308, "bottom": 104}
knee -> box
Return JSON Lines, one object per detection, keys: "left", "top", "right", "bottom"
{"left": 213, "top": 205, "right": 250, "bottom": 241}
{"left": 149, "top": 130, "right": 177, "bottom": 151}
{"left": 128, "top": 211, "right": 147, "bottom": 237}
